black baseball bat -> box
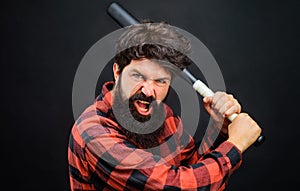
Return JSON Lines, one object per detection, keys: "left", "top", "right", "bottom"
{"left": 106, "top": 2, "right": 265, "bottom": 147}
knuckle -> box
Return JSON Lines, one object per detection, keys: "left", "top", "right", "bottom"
{"left": 240, "top": 112, "right": 249, "bottom": 117}
{"left": 228, "top": 94, "right": 233, "bottom": 98}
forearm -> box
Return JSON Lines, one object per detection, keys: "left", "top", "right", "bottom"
{"left": 198, "top": 120, "right": 229, "bottom": 157}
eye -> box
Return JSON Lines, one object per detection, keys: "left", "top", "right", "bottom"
{"left": 155, "top": 79, "right": 166, "bottom": 84}
{"left": 131, "top": 73, "right": 144, "bottom": 81}
{"left": 155, "top": 79, "right": 170, "bottom": 86}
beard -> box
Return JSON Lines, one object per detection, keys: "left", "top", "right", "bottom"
{"left": 112, "top": 79, "right": 167, "bottom": 149}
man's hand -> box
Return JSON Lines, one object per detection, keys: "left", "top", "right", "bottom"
{"left": 203, "top": 91, "right": 241, "bottom": 134}
{"left": 227, "top": 113, "right": 262, "bottom": 153}
{"left": 203, "top": 91, "right": 262, "bottom": 152}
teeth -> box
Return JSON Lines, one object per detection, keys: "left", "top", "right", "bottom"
{"left": 134, "top": 100, "right": 152, "bottom": 115}
{"left": 138, "top": 100, "right": 150, "bottom": 104}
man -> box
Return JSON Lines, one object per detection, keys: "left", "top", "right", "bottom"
{"left": 68, "top": 22, "right": 261, "bottom": 190}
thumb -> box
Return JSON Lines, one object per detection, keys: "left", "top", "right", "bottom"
{"left": 203, "top": 97, "right": 213, "bottom": 115}
{"left": 203, "top": 96, "right": 212, "bottom": 104}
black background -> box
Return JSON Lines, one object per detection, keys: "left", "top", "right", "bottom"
{"left": 2, "top": 0, "right": 299, "bottom": 190}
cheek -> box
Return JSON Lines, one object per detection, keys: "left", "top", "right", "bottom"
{"left": 156, "top": 86, "right": 169, "bottom": 101}
{"left": 120, "top": 77, "right": 137, "bottom": 99}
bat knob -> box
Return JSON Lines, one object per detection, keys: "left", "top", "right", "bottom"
{"left": 253, "top": 135, "right": 265, "bottom": 147}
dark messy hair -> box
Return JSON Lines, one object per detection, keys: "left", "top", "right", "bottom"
{"left": 114, "top": 21, "right": 192, "bottom": 73}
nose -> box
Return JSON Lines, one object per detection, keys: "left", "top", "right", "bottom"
{"left": 141, "top": 80, "right": 155, "bottom": 97}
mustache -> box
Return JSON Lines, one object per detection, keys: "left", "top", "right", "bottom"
{"left": 130, "top": 92, "right": 154, "bottom": 103}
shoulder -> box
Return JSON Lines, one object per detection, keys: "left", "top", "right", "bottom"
{"left": 73, "top": 104, "right": 118, "bottom": 141}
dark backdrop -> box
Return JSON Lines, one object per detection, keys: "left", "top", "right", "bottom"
{"left": 2, "top": 0, "right": 299, "bottom": 190}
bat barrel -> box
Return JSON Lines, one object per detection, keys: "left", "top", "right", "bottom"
{"left": 107, "top": 2, "right": 140, "bottom": 27}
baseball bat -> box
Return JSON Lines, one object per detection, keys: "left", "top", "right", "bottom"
{"left": 106, "top": 2, "right": 265, "bottom": 147}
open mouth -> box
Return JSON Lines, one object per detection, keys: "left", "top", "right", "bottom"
{"left": 133, "top": 100, "right": 152, "bottom": 116}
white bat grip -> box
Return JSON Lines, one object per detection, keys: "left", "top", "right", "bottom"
{"left": 192, "top": 80, "right": 238, "bottom": 122}
{"left": 192, "top": 80, "right": 214, "bottom": 97}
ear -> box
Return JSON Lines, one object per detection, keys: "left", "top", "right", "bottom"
{"left": 113, "top": 63, "right": 120, "bottom": 81}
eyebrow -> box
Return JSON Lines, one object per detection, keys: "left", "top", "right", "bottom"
{"left": 131, "top": 69, "right": 171, "bottom": 80}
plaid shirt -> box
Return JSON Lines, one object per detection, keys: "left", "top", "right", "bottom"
{"left": 68, "top": 82, "right": 242, "bottom": 191}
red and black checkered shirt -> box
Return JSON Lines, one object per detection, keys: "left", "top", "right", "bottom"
{"left": 68, "top": 82, "right": 242, "bottom": 191}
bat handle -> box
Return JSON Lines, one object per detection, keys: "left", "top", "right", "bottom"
{"left": 192, "top": 80, "right": 265, "bottom": 147}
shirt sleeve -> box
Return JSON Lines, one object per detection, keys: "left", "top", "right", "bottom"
{"left": 197, "top": 120, "right": 229, "bottom": 157}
